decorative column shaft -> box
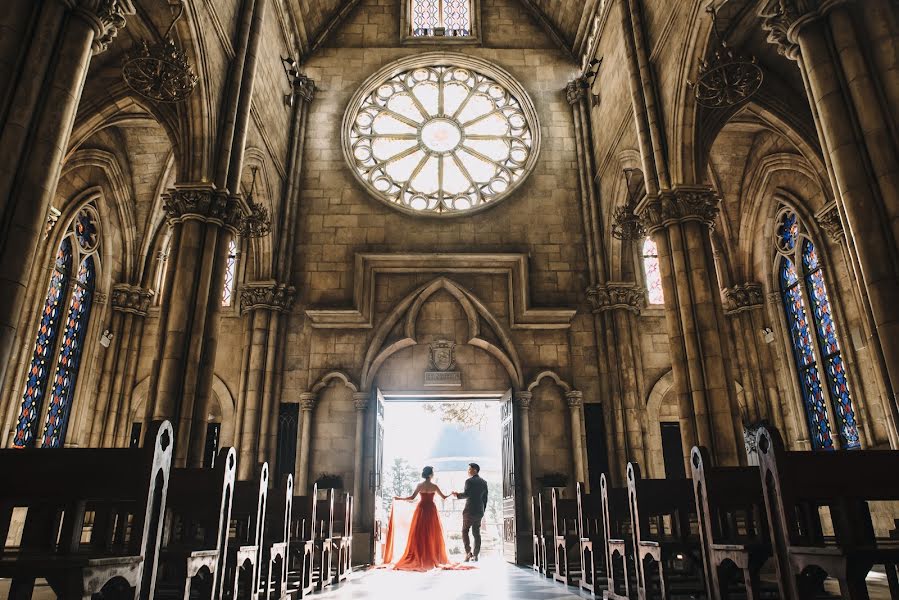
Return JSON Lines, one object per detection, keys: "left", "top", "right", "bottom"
{"left": 352, "top": 392, "right": 368, "bottom": 526}
{"left": 147, "top": 185, "right": 241, "bottom": 467}
{"left": 0, "top": 0, "right": 134, "bottom": 416}
{"left": 638, "top": 187, "right": 744, "bottom": 466}
{"left": 760, "top": 0, "right": 899, "bottom": 442}
{"left": 514, "top": 391, "right": 534, "bottom": 532}
{"left": 565, "top": 391, "right": 587, "bottom": 488}
{"left": 296, "top": 392, "right": 315, "bottom": 493}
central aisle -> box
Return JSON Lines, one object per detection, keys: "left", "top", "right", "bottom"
{"left": 315, "top": 556, "right": 592, "bottom": 599}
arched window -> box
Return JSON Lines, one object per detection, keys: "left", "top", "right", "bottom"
{"left": 222, "top": 238, "right": 238, "bottom": 307}
{"left": 411, "top": 0, "right": 471, "bottom": 36}
{"left": 13, "top": 206, "right": 100, "bottom": 448}
{"left": 642, "top": 237, "right": 664, "bottom": 305}
{"left": 775, "top": 208, "right": 859, "bottom": 450}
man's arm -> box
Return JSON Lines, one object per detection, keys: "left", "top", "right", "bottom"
{"left": 456, "top": 478, "right": 473, "bottom": 499}
{"left": 483, "top": 481, "right": 488, "bottom": 508}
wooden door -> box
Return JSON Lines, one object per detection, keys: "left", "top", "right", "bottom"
{"left": 370, "top": 388, "right": 386, "bottom": 562}
{"left": 501, "top": 389, "right": 518, "bottom": 563}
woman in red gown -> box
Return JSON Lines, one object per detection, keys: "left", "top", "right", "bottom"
{"left": 387, "top": 466, "right": 456, "bottom": 571}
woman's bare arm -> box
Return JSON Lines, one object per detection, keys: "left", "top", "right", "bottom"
{"left": 435, "top": 486, "right": 449, "bottom": 500}
{"left": 396, "top": 483, "right": 422, "bottom": 501}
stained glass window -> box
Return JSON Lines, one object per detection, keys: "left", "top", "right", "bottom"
{"left": 222, "top": 238, "right": 237, "bottom": 307}
{"left": 775, "top": 209, "right": 859, "bottom": 450}
{"left": 13, "top": 206, "right": 100, "bottom": 448}
{"left": 343, "top": 57, "right": 539, "bottom": 216}
{"left": 411, "top": 0, "right": 471, "bottom": 36}
{"left": 642, "top": 237, "right": 664, "bottom": 305}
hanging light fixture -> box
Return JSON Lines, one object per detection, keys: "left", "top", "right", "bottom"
{"left": 612, "top": 169, "right": 646, "bottom": 241}
{"left": 239, "top": 167, "right": 272, "bottom": 239}
{"left": 690, "top": 5, "right": 763, "bottom": 109}
{"left": 122, "top": 0, "right": 198, "bottom": 103}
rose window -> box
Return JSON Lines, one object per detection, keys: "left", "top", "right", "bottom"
{"left": 343, "top": 55, "right": 540, "bottom": 216}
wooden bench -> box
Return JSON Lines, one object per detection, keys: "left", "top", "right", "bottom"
{"left": 154, "top": 447, "right": 237, "bottom": 600}
{"left": 534, "top": 492, "right": 556, "bottom": 578}
{"left": 0, "top": 420, "right": 173, "bottom": 600}
{"left": 258, "top": 475, "right": 292, "bottom": 600}
{"left": 757, "top": 426, "right": 899, "bottom": 600}
{"left": 690, "top": 446, "right": 776, "bottom": 600}
{"left": 313, "top": 488, "right": 336, "bottom": 590}
{"left": 331, "top": 492, "right": 352, "bottom": 584}
{"left": 627, "top": 462, "right": 706, "bottom": 600}
{"left": 287, "top": 483, "right": 316, "bottom": 598}
{"left": 223, "top": 463, "right": 268, "bottom": 600}
{"left": 552, "top": 487, "right": 581, "bottom": 586}
{"left": 602, "top": 473, "right": 636, "bottom": 600}
{"left": 577, "top": 481, "right": 608, "bottom": 596}
{"left": 531, "top": 496, "right": 542, "bottom": 572}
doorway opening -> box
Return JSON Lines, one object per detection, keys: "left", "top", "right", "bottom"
{"left": 376, "top": 396, "right": 503, "bottom": 563}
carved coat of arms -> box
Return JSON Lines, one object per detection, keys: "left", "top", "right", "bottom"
{"left": 428, "top": 339, "right": 456, "bottom": 372}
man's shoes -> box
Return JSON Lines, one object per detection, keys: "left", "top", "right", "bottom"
{"left": 464, "top": 553, "right": 473, "bottom": 562}
{"left": 472, "top": 555, "right": 479, "bottom": 562}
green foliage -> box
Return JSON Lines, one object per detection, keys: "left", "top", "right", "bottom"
{"left": 421, "top": 401, "right": 488, "bottom": 430}
{"left": 381, "top": 457, "right": 419, "bottom": 505}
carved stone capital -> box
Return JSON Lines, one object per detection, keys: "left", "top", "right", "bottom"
{"left": 162, "top": 184, "right": 242, "bottom": 230}
{"left": 566, "top": 77, "right": 590, "bottom": 106}
{"left": 111, "top": 283, "right": 154, "bottom": 316}
{"left": 300, "top": 392, "right": 316, "bottom": 411}
{"left": 514, "top": 391, "right": 533, "bottom": 410}
{"left": 294, "top": 74, "right": 316, "bottom": 102}
{"left": 74, "top": 0, "right": 135, "bottom": 54}
{"left": 94, "top": 291, "right": 109, "bottom": 305}
{"left": 352, "top": 392, "right": 369, "bottom": 412}
{"left": 758, "top": 0, "right": 854, "bottom": 60}
{"left": 637, "top": 187, "right": 720, "bottom": 234}
{"left": 565, "top": 390, "right": 584, "bottom": 408}
{"left": 240, "top": 282, "right": 296, "bottom": 314}
{"left": 815, "top": 202, "right": 844, "bottom": 242}
{"left": 587, "top": 282, "right": 645, "bottom": 315}
{"left": 722, "top": 282, "right": 765, "bottom": 315}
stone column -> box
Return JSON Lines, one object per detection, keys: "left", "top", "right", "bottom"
{"left": 587, "top": 283, "right": 648, "bottom": 482}
{"left": 90, "top": 284, "right": 152, "bottom": 447}
{"left": 760, "top": 0, "right": 899, "bottom": 441}
{"left": 351, "top": 392, "right": 368, "bottom": 526}
{"left": 147, "top": 185, "right": 241, "bottom": 467}
{"left": 0, "top": 0, "right": 134, "bottom": 411}
{"left": 637, "top": 188, "right": 745, "bottom": 466}
{"left": 514, "top": 390, "right": 534, "bottom": 531}
{"left": 565, "top": 391, "right": 587, "bottom": 487}
{"left": 296, "top": 392, "right": 315, "bottom": 493}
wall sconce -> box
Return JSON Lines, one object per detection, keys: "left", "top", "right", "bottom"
{"left": 100, "top": 329, "right": 114, "bottom": 348}
{"left": 584, "top": 57, "right": 603, "bottom": 107}
{"left": 761, "top": 327, "right": 775, "bottom": 344}
{"left": 281, "top": 55, "right": 299, "bottom": 106}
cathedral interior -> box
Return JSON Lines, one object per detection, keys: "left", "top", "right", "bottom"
{"left": 1, "top": 0, "right": 899, "bottom": 598}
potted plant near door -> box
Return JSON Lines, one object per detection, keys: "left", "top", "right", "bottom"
{"left": 537, "top": 472, "right": 569, "bottom": 498}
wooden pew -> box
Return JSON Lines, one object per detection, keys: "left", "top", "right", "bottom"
{"left": 331, "top": 492, "right": 352, "bottom": 583}
{"left": 313, "top": 488, "right": 336, "bottom": 590}
{"left": 286, "top": 483, "right": 316, "bottom": 598}
{"left": 757, "top": 426, "right": 899, "bottom": 600}
{"left": 552, "top": 487, "right": 581, "bottom": 586}
{"left": 627, "top": 462, "right": 706, "bottom": 600}
{"left": 154, "top": 447, "right": 237, "bottom": 600}
{"left": 0, "top": 420, "right": 173, "bottom": 600}
{"left": 690, "top": 446, "right": 776, "bottom": 600}
{"left": 531, "top": 496, "right": 542, "bottom": 572}
{"left": 224, "top": 463, "right": 268, "bottom": 600}
{"left": 535, "top": 492, "right": 556, "bottom": 578}
{"left": 602, "top": 473, "right": 636, "bottom": 600}
{"left": 258, "top": 475, "right": 292, "bottom": 600}
{"left": 577, "top": 481, "right": 608, "bottom": 596}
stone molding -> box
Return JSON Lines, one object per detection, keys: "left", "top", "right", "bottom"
{"left": 239, "top": 282, "right": 296, "bottom": 314}
{"left": 294, "top": 74, "right": 316, "bottom": 102}
{"left": 565, "top": 390, "right": 583, "bottom": 408}
{"left": 305, "top": 253, "right": 576, "bottom": 330}
{"left": 566, "top": 77, "right": 590, "bottom": 106}
{"left": 758, "top": 0, "right": 854, "bottom": 59}
{"left": 94, "top": 291, "right": 109, "bottom": 305}
{"left": 637, "top": 187, "right": 720, "bottom": 233}
{"left": 111, "top": 284, "right": 154, "bottom": 316}
{"left": 162, "top": 184, "right": 242, "bottom": 230}
{"left": 722, "top": 282, "right": 765, "bottom": 315}
{"left": 513, "top": 391, "right": 533, "bottom": 410}
{"left": 815, "top": 202, "right": 844, "bottom": 242}
{"left": 300, "top": 392, "right": 316, "bottom": 411}
{"left": 352, "top": 392, "right": 369, "bottom": 411}
{"left": 72, "top": 0, "right": 135, "bottom": 54}
{"left": 587, "top": 282, "right": 645, "bottom": 315}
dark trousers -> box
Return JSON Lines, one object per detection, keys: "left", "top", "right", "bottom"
{"left": 462, "top": 513, "right": 483, "bottom": 557}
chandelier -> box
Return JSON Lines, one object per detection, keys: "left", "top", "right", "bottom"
{"left": 238, "top": 167, "right": 272, "bottom": 239}
{"left": 122, "top": 0, "right": 198, "bottom": 103}
{"left": 690, "top": 5, "right": 763, "bottom": 109}
{"left": 611, "top": 169, "right": 646, "bottom": 241}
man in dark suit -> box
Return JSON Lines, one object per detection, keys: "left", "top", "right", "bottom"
{"left": 453, "top": 462, "right": 488, "bottom": 562}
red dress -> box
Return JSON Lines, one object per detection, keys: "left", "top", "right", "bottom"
{"left": 390, "top": 492, "right": 449, "bottom": 571}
